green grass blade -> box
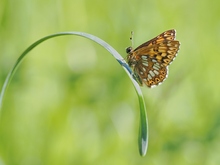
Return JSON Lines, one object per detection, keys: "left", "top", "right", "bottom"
{"left": 0, "top": 31, "right": 148, "bottom": 156}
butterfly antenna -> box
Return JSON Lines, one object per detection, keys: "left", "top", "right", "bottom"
{"left": 130, "top": 31, "right": 134, "bottom": 48}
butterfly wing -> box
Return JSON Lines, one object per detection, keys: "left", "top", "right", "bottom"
{"left": 130, "top": 29, "right": 180, "bottom": 88}
{"left": 134, "top": 29, "right": 177, "bottom": 51}
{"left": 133, "top": 56, "right": 168, "bottom": 87}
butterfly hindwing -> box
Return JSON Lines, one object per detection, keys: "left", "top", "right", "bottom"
{"left": 134, "top": 56, "right": 168, "bottom": 87}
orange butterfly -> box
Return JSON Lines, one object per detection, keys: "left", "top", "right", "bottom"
{"left": 126, "top": 29, "right": 180, "bottom": 88}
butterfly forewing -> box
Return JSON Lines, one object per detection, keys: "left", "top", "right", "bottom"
{"left": 133, "top": 29, "right": 176, "bottom": 51}
{"left": 127, "top": 29, "right": 180, "bottom": 88}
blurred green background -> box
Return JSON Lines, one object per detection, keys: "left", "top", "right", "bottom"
{"left": 0, "top": 0, "right": 220, "bottom": 164}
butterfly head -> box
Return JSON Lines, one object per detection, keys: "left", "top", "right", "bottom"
{"left": 126, "top": 46, "right": 132, "bottom": 54}
{"left": 126, "top": 47, "right": 138, "bottom": 67}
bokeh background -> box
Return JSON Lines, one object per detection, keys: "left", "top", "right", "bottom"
{"left": 0, "top": 0, "right": 220, "bottom": 164}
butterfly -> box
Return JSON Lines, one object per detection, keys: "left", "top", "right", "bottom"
{"left": 126, "top": 29, "right": 180, "bottom": 88}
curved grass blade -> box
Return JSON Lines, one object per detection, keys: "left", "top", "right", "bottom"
{"left": 0, "top": 31, "right": 148, "bottom": 156}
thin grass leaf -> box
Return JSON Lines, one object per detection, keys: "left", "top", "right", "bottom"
{"left": 0, "top": 31, "right": 148, "bottom": 156}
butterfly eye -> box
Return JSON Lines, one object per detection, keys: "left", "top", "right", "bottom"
{"left": 126, "top": 47, "right": 132, "bottom": 53}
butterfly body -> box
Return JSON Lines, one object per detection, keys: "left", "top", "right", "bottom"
{"left": 126, "top": 29, "right": 180, "bottom": 88}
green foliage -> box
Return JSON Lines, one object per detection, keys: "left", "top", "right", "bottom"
{"left": 0, "top": 0, "right": 220, "bottom": 164}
